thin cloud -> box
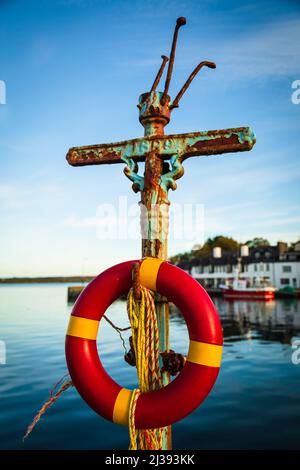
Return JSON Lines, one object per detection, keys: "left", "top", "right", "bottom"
{"left": 204, "top": 203, "right": 300, "bottom": 245}
{"left": 121, "top": 15, "right": 300, "bottom": 82}
{"left": 0, "top": 184, "right": 31, "bottom": 209}
{"left": 63, "top": 215, "right": 100, "bottom": 228}
{"left": 0, "top": 182, "right": 62, "bottom": 209}
{"left": 191, "top": 159, "right": 300, "bottom": 201}
{"left": 181, "top": 17, "right": 300, "bottom": 82}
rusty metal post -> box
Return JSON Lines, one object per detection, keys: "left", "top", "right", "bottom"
{"left": 138, "top": 90, "right": 173, "bottom": 449}
{"left": 66, "top": 16, "right": 256, "bottom": 451}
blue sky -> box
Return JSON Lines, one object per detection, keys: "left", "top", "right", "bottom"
{"left": 0, "top": 0, "right": 300, "bottom": 276}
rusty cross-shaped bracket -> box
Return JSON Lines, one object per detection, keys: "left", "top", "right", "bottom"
{"left": 66, "top": 16, "right": 256, "bottom": 254}
{"left": 67, "top": 16, "right": 255, "bottom": 197}
{"left": 67, "top": 16, "right": 256, "bottom": 209}
{"left": 67, "top": 127, "right": 255, "bottom": 193}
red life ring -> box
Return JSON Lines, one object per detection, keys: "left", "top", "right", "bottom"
{"left": 65, "top": 258, "right": 223, "bottom": 429}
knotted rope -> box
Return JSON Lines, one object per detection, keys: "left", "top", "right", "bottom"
{"left": 127, "top": 285, "right": 165, "bottom": 450}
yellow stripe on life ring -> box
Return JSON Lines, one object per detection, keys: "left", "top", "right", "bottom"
{"left": 67, "top": 315, "right": 99, "bottom": 340}
{"left": 187, "top": 340, "right": 222, "bottom": 368}
{"left": 113, "top": 388, "right": 132, "bottom": 426}
{"left": 140, "top": 257, "right": 164, "bottom": 291}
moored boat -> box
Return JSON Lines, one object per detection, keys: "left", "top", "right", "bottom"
{"left": 220, "top": 279, "right": 275, "bottom": 300}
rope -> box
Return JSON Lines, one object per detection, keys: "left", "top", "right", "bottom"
{"left": 103, "top": 314, "right": 131, "bottom": 354}
{"left": 23, "top": 377, "right": 73, "bottom": 440}
{"left": 127, "top": 286, "right": 165, "bottom": 450}
{"left": 23, "top": 315, "right": 130, "bottom": 441}
{"left": 103, "top": 314, "right": 131, "bottom": 332}
{"left": 128, "top": 389, "right": 140, "bottom": 450}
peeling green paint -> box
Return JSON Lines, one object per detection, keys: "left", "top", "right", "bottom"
{"left": 67, "top": 127, "right": 256, "bottom": 168}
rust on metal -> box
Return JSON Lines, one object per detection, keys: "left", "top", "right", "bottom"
{"left": 170, "top": 61, "right": 216, "bottom": 109}
{"left": 124, "top": 341, "right": 186, "bottom": 377}
{"left": 161, "top": 16, "right": 186, "bottom": 105}
{"left": 160, "top": 350, "right": 186, "bottom": 376}
{"left": 141, "top": 149, "right": 169, "bottom": 258}
{"left": 150, "top": 55, "right": 169, "bottom": 93}
{"left": 66, "top": 127, "right": 256, "bottom": 166}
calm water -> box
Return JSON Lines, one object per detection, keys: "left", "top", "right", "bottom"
{"left": 0, "top": 284, "right": 299, "bottom": 450}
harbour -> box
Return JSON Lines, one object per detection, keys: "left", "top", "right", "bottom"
{"left": 0, "top": 282, "right": 299, "bottom": 449}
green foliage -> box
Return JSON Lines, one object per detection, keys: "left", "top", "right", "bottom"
{"left": 245, "top": 237, "right": 270, "bottom": 247}
{"left": 169, "top": 235, "right": 240, "bottom": 264}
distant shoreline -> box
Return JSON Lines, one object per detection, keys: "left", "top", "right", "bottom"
{"left": 0, "top": 276, "right": 95, "bottom": 284}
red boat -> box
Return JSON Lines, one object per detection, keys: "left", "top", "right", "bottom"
{"left": 220, "top": 279, "right": 275, "bottom": 301}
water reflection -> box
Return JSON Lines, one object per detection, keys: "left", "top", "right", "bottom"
{"left": 1, "top": 284, "right": 299, "bottom": 450}
{"left": 170, "top": 298, "right": 300, "bottom": 345}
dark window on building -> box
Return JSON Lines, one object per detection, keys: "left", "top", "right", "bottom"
{"left": 282, "top": 265, "right": 292, "bottom": 273}
{"left": 280, "top": 278, "right": 290, "bottom": 285}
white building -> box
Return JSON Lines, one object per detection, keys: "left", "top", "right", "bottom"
{"left": 187, "top": 241, "right": 300, "bottom": 290}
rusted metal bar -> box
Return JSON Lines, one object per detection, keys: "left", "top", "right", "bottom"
{"left": 161, "top": 17, "right": 186, "bottom": 105}
{"left": 150, "top": 55, "right": 169, "bottom": 93}
{"left": 66, "top": 127, "right": 256, "bottom": 166}
{"left": 170, "top": 61, "right": 216, "bottom": 109}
